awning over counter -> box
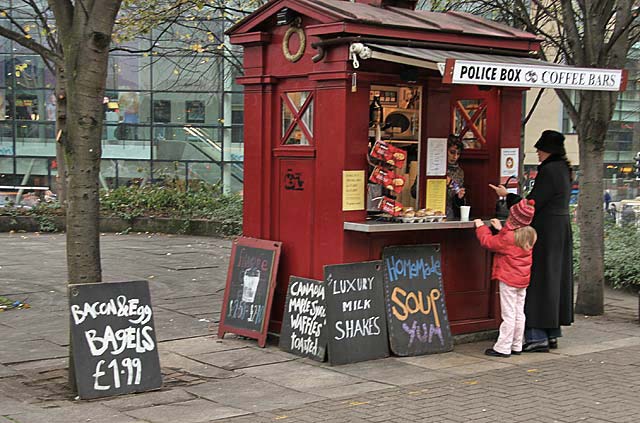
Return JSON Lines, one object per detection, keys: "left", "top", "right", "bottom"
{"left": 350, "top": 43, "right": 627, "bottom": 92}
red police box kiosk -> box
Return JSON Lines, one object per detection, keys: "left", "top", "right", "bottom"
{"left": 228, "top": 0, "right": 626, "bottom": 335}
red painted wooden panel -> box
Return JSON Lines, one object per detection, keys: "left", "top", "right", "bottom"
{"left": 270, "top": 158, "right": 316, "bottom": 331}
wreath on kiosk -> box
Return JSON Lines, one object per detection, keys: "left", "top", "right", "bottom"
{"left": 282, "top": 17, "right": 305, "bottom": 63}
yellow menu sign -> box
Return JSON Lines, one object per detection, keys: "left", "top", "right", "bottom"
{"left": 342, "top": 170, "right": 365, "bottom": 211}
{"left": 426, "top": 179, "right": 447, "bottom": 214}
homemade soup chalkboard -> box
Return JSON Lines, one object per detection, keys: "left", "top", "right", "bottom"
{"left": 279, "top": 276, "right": 327, "bottom": 361}
{"left": 324, "top": 261, "right": 389, "bottom": 365}
{"left": 382, "top": 244, "right": 453, "bottom": 356}
{"left": 68, "top": 280, "right": 162, "bottom": 400}
{"left": 218, "top": 237, "right": 282, "bottom": 347}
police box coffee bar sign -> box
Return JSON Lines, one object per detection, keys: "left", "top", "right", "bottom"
{"left": 443, "top": 59, "right": 627, "bottom": 92}
{"left": 68, "top": 280, "right": 162, "bottom": 400}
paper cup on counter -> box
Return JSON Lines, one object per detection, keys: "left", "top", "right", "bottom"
{"left": 460, "top": 206, "right": 471, "bottom": 222}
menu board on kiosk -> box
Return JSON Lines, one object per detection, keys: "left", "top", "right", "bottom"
{"left": 324, "top": 261, "right": 389, "bottom": 365}
{"left": 382, "top": 244, "right": 453, "bottom": 356}
{"left": 218, "top": 237, "right": 282, "bottom": 347}
{"left": 279, "top": 276, "right": 327, "bottom": 362}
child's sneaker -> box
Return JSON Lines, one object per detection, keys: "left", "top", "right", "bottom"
{"left": 484, "top": 348, "right": 510, "bottom": 358}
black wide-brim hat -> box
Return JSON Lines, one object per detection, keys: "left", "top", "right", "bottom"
{"left": 534, "top": 130, "right": 566, "bottom": 156}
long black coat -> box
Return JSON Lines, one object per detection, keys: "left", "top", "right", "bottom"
{"left": 507, "top": 156, "right": 574, "bottom": 328}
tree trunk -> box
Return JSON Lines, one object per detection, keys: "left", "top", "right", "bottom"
{"left": 55, "top": 63, "right": 67, "bottom": 205}
{"left": 575, "top": 125, "right": 607, "bottom": 316}
{"left": 64, "top": 44, "right": 108, "bottom": 285}
{"left": 60, "top": 8, "right": 118, "bottom": 391}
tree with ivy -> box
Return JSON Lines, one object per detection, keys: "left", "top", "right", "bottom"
{"left": 419, "top": 0, "right": 640, "bottom": 316}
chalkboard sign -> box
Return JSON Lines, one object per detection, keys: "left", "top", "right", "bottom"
{"left": 382, "top": 244, "right": 453, "bottom": 356}
{"left": 218, "top": 237, "right": 282, "bottom": 347}
{"left": 68, "top": 280, "right": 162, "bottom": 400}
{"left": 279, "top": 276, "right": 327, "bottom": 361}
{"left": 324, "top": 261, "right": 389, "bottom": 365}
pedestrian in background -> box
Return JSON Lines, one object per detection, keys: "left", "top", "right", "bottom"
{"left": 489, "top": 129, "right": 573, "bottom": 352}
{"left": 604, "top": 190, "right": 612, "bottom": 211}
{"left": 475, "top": 199, "right": 537, "bottom": 357}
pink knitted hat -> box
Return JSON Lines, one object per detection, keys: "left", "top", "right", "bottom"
{"left": 507, "top": 199, "right": 535, "bottom": 229}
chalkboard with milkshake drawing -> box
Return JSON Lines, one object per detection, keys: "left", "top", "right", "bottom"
{"left": 218, "top": 237, "right": 282, "bottom": 347}
{"left": 382, "top": 244, "right": 453, "bottom": 356}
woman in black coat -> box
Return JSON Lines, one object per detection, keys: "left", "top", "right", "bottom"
{"left": 490, "top": 130, "right": 573, "bottom": 352}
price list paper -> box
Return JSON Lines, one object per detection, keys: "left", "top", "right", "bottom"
{"left": 342, "top": 170, "right": 365, "bottom": 211}
{"left": 426, "top": 138, "right": 447, "bottom": 176}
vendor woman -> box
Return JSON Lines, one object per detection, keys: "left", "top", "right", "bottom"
{"left": 445, "top": 134, "right": 466, "bottom": 219}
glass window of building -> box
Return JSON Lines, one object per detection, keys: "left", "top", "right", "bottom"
{"left": 0, "top": 8, "right": 248, "bottom": 193}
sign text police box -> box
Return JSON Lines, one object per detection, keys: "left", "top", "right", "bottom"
{"left": 382, "top": 244, "right": 453, "bottom": 356}
{"left": 69, "top": 280, "right": 162, "bottom": 399}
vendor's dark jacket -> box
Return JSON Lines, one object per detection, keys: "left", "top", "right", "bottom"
{"left": 507, "top": 155, "right": 573, "bottom": 328}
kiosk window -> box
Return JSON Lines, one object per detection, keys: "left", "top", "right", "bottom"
{"left": 281, "top": 91, "right": 314, "bottom": 145}
{"left": 452, "top": 99, "right": 487, "bottom": 150}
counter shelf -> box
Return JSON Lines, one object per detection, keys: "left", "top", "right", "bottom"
{"left": 344, "top": 218, "right": 506, "bottom": 233}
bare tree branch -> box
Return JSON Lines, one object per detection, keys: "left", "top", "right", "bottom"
{"left": 0, "top": 25, "right": 62, "bottom": 66}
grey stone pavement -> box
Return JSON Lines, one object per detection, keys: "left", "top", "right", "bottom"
{"left": 1, "top": 232, "right": 640, "bottom": 423}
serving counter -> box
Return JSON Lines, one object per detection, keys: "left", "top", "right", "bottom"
{"left": 344, "top": 219, "right": 477, "bottom": 232}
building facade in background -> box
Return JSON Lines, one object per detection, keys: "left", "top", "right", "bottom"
{"left": 0, "top": 10, "right": 245, "bottom": 194}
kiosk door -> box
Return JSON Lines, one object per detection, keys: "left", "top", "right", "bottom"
{"left": 445, "top": 86, "right": 501, "bottom": 325}
{"left": 270, "top": 90, "right": 317, "bottom": 331}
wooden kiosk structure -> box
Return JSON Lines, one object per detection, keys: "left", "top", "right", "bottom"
{"left": 228, "top": 0, "right": 626, "bottom": 335}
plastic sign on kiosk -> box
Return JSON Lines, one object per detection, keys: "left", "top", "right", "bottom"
{"left": 443, "top": 59, "right": 627, "bottom": 91}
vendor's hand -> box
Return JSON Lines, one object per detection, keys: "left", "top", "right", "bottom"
{"left": 457, "top": 188, "right": 466, "bottom": 199}
{"left": 490, "top": 218, "right": 502, "bottom": 231}
{"left": 473, "top": 219, "right": 484, "bottom": 228}
{"left": 489, "top": 184, "right": 508, "bottom": 197}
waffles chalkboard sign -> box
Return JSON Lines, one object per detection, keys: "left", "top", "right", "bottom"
{"left": 324, "top": 261, "right": 389, "bottom": 365}
{"left": 382, "top": 244, "right": 453, "bottom": 356}
{"left": 279, "top": 276, "right": 327, "bottom": 361}
{"left": 68, "top": 280, "right": 162, "bottom": 400}
{"left": 218, "top": 237, "right": 282, "bottom": 347}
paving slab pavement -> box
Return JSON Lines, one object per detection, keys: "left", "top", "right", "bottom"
{"left": 0, "top": 232, "right": 639, "bottom": 422}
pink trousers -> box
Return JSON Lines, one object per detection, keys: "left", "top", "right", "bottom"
{"left": 493, "top": 281, "right": 527, "bottom": 355}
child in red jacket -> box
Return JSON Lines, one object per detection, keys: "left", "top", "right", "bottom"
{"left": 474, "top": 198, "right": 537, "bottom": 357}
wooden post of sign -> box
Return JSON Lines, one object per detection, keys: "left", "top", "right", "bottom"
{"left": 218, "top": 237, "right": 282, "bottom": 347}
